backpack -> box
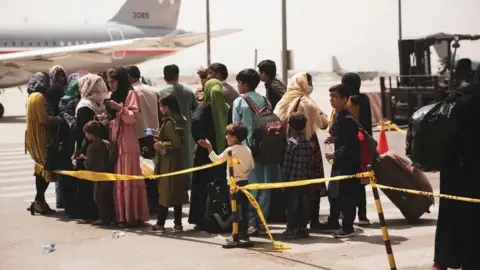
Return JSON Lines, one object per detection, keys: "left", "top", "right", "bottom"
{"left": 346, "top": 115, "right": 380, "bottom": 176}
{"left": 203, "top": 179, "right": 233, "bottom": 233}
{"left": 242, "top": 94, "right": 287, "bottom": 164}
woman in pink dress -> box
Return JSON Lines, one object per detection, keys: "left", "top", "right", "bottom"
{"left": 106, "top": 67, "right": 149, "bottom": 227}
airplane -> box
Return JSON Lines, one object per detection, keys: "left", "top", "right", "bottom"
{"left": 0, "top": 0, "right": 240, "bottom": 119}
{"left": 332, "top": 56, "right": 379, "bottom": 81}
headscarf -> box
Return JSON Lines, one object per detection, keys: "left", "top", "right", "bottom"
{"left": 75, "top": 73, "right": 108, "bottom": 115}
{"left": 67, "top": 73, "right": 81, "bottom": 85}
{"left": 274, "top": 72, "right": 328, "bottom": 139}
{"left": 27, "top": 72, "right": 50, "bottom": 95}
{"left": 204, "top": 79, "right": 229, "bottom": 153}
{"left": 60, "top": 79, "right": 80, "bottom": 101}
{"left": 108, "top": 67, "right": 132, "bottom": 119}
{"left": 47, "top": 65, "right": 67, "bottom": 113}
{"left": 48, "top": 65, "right": 67, "bottom": 90}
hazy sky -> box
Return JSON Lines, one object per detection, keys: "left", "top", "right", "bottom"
{"left": 1, "top": 0, "right": 479, "bottom": 75}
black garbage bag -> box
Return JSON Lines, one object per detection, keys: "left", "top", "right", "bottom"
{"left": 406, "top": 90, "right": 474, "bottom": 172}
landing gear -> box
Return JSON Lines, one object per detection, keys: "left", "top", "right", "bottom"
{"left": 0, "top": 103, "right": 4, "bottom": 120}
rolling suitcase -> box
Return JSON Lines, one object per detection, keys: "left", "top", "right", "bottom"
{"left": 373, "top": 152, "right": 434, "bottom": 223}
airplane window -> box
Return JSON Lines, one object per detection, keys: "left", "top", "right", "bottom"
{"left": 75, "top": 40, "right": 80, "bottom": 45}
{"left": 37, "top": 41, "right": 40, "bottom": 46}
{"left": 20, "top": 41, "right": 24, "bottom": 46}
{"left": 53, "top": 41, "right": 56, "bottom": 46}
{"left": 83, "top": 41, "right": 87, "bottom": 44}
{"left": 3, "top": 42, "right": 7, "bottom": 47}
{"left": 45, "top": 41, "right": 48, "bottom": 46}
{"left": 67, "top": 41, "right": 72, "bottom": 46}
{"left": 12, "top": 42, "right": 16, "bottom": 46}
{"left": 28, "top": 42, "right": 32, "bottom": 46}
{"left": 60, "top": 41, "right": 64, "bottom": 46}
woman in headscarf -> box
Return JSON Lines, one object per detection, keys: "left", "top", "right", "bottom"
{"left": 25, "top": 72, "right": 62, "bottom": 215}
{"left": 67, "top": 73, "right": 81, "bottom": 85}
{"left": 106, "top": 67, "right": 149, "bottom": 227}
{"left": 432, "top": 66, "right": 480, "bottom": 270}
{"left": 189, "top": 78, "right": 228, "bottom": 231}
{"left": 71, "top": 74, "right": 109, "bottom": 220}
{"left": 273, "top": 72, "right": 329, "bottom": 229}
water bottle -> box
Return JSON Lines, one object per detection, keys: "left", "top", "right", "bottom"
{"left": 144, "top": 128, "right": 159, "bottom": 137}
{"left": 42, "top": 244, "right": 55, "bottom": 254}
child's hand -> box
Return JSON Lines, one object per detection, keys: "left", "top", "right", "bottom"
{"left": 325, "top": 152, "right": 335, "bottom": 160}
{"left": 324, "top": 136, "right": 335, "bottom": 144}
{"left": 198, "top": 139, "right": 213, "bottom": 152}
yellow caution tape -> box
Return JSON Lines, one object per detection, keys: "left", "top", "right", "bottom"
{"left": 35, "top": 158, "right": 240, "bottom": 181}
{"left": 242, "top": 172, "right": 374, "bottom": 190}
{"left": 239, "top": 187, "right": 290, "bottom": 250}
{"left": 375, "top": 184, "right": 480, "bottom": 204}
{"left": 380, "top": 120, "right": 407, "bottom": 135}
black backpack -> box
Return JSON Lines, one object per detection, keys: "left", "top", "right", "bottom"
{"left": 242, "top": 95, "right": 287, "bottom": 164}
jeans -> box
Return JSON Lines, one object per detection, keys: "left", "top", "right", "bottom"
{"left": 236, "top": 180, "right": 249, "bottom": 235}
{"left": 309, "top": 189, "right": 321, "bottom": 225}
{"left": 357, "top": 184, "right": 367, "bottom": 219}
{"left": 328, "top": 195, "right": 357, "bottom": 233}
{"left": 285, "top": 187, "right": 310, "bottom": 230}
{"left": 157, "top": 205, "right": 182, "bottom": 226}
{"left": 247, "top": 162, "right": 281, "bottom": 225}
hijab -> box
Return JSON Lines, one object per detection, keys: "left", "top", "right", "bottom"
{"left": 60, "top": 79, "right": 80, "bottom": 101}
{"left": 46, "top": 65, "right": 67, "bottom": 114}
{"left": 204, "top": 79, "right": 229, "bottom": 153}
{"left": 107, "top": 67, "right": 132, "bottom": 119}
{"left": 67, "top": 73, "right": 81, "bottom": 84}
{"left": 27, "top": 72, "right": 50, "bottom": 95}
{"left": 75, "top": 74, "right": 108, "bottom": 115}
{"left": 274, "top": 72, "right": 328, "bottom": 139}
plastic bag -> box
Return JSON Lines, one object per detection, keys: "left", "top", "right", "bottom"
{"left": 406, "top": 92, "right": 469, "bottom": 172}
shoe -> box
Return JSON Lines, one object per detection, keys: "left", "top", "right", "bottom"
{"left": 432, "top": 263, "right": 447, "bottom": 270}
{"left": 333, "top": 229, "right": 357, "bottom": 238}
{"left": 247, "top": 226, "right": 259, "bottom": 236}
{"left": 358, "top": 218, "right": 371, "bottom": 226}
{"left": 173, "top": 225, "right": 183, "bottom": 232}
{"left": 314, "top": 222, "right": 340, "bottom": 234}
{"left": 297, "top": 228, "right": 310, "bottom": 238}
{"left": 282, "top": 229, "right": 298, "bottom": 239}
{"left": 148, "top": 225, "right": 166, "bottom": 233}
{"left": 226, "top": 234, "right": 251, "bottom": 243}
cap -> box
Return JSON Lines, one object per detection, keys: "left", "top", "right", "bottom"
{"left": 196, "top": 65, "right": 208, "bottom": 75}
{"left": 126, "top": 65, "right": 141, "bottom": 79}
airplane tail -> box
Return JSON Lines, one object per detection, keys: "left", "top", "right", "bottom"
{"left": 332, "top": 56, "right": 342, "bottom": 72}
{"left": 109, "top": 0, "right": 181, "bottom": 29}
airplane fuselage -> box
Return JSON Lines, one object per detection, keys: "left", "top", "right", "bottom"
{"left": 0, "top": 23, "right": 184, "bottom": 88}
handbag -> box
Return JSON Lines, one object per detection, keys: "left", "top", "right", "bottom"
{"left": 109, "top": 121, "right": 122, "bottom": 164}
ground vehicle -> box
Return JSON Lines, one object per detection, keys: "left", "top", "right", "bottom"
{"left": 380, "top": 33, "right": 480, "bottom": 124}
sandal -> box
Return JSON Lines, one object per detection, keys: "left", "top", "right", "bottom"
{"left": 148, "top": 225, "right": 166, "bottom": 233}
{"left": 27, "top": 201, "right": 48, "bottom": 215}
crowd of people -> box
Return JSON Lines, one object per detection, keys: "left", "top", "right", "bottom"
{"left": 22, "top": 54, "right": 480, "bottom": 269}
{"left": 25, "top": 60, "right": 375, "bottom": 239}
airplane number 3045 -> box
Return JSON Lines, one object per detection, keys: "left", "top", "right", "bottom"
{"left": 132, "top": 12, "right": 150, "bottom": 19}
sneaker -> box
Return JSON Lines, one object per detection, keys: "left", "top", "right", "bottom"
{"left": 314, "top": 222, "right": 340, "bottom": 234}
{"left": 247, "top": 226, "right": 259, "bottom": 236}
{"left": 432, "top": 263, "right": 447, "bottom": 270}
{"left": 148, "top": 225, "right": 166, "bottom": 233}
{"left": 226, "top": 234, "right": 251, "bottom": 243}
{"left": 358, "top": 218, "right": 371, "bottom": 226}
{"left": 297, "top": 228, "right": 310, "bottom": 238}
{"left": 173, "top": 225, "right": 183, "bottom": 232}
{"left": 282, "top": 229, "right": 298, "bottom": 239}
{"left": 333, "top": 229, "right": 357, "bottom": 238}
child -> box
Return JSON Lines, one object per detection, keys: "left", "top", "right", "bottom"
{"left": 83, "top": 120, "right": 115, "bottom": 226}
{"left": 198, "top": 122, "right": 254, "bottom": 242}
{"left": 149, "top": 94, "right": 188, "bottom": 233}
{"left": 281, "top": 112, "right": 313, "bottom": 239}
{"left": 318, "top": 84, "right": 361, "bottom": 238}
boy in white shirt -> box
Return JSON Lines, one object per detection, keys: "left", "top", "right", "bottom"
{"left": 198, "top": 122, "right": 254, "bottom": 242}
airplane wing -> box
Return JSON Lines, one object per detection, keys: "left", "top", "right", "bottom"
{"left": 171, "top": 29, "right": 242, "bottom": 48}
{"left": 0, "top": 34, "right": 178, "bottom": 73}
